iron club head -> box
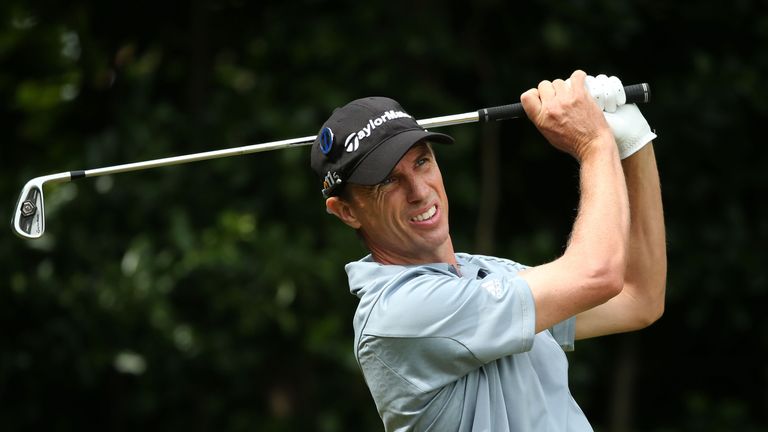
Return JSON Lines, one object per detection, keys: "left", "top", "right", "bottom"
{"left": 11, "top": 173, "right": 71, "bottom": 239}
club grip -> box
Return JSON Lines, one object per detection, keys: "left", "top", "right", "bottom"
{"left": 478, "top": 82, "right": 652, "bottom": 122}
{"left": 623, "top": 83, "right": 651, "bottom": 104}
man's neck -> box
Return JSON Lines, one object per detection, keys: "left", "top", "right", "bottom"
{"left": 368, "top": 239, "right": 457, "bottom": 267}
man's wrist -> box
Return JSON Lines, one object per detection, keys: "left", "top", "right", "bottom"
{"left": 618, "top": 131, "right": 657, "bottom": 159}
{"left": 579, "top": 132, "right": 619, "bottom": 162}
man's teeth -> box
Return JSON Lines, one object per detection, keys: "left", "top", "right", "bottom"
{"left": 411, "top": 205, "right": 437, "bottom": 222}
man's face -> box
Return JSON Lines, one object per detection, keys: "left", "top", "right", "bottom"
{"left": 341, "top": 142, "right": 453, "bottom": 265}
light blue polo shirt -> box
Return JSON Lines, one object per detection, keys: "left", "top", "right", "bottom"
{"left": 347, "top": 253, "right": 592, "bottom": 432}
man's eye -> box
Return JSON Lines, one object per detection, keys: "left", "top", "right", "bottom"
{"left": 416, "top": 158, "right": 429, "bottom": 166}
{"left": 380, "top": 176, "right": 395, "bottom": 185}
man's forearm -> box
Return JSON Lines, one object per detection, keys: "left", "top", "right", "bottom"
{"left": 525, "top": 137, "right": 631, "bottom": 333}
{"left": 566, "top": 138, "right": 630, "bottom": 290}
{"left": 573, "top": 143, "right": 666, "bottom": 338}
{"left": 622, "top": 143, "right": 667, "bottom": 324}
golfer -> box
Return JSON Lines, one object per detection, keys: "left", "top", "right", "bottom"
{"left": 310, "top": 70, "right": 666, "bottom": 431}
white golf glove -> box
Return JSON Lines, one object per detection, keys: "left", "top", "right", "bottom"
{"left": 586, "top": 74, "right": 657, "bottom": 159}
{"left": 604, "top": 103, "right": 657, "bottom": 159}
{"left": 586, "top": 74, "right": 625, "bottom": 113}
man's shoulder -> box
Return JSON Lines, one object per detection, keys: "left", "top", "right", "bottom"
{"left": 347, "top": 257, "right": 466, "bottom": 343}
{"left": 456, "top": 252, "right": 528, "bottom": 273}
{"left": 345, "top": 255, "right": 456, "bottom": 298}
{"left": 345, "top": 253, "right": 528, "bottom": 291}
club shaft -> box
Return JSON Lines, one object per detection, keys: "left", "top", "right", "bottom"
{"left": 66, "top": 82, "right": 651, "bottom": 181}
{"left": 79, "top": 135, "right": 317, "bottom": 179}
{"left": 71, "top": 82, "right": 650, "bottom": 180}
{"left": 73, "top": 112, "right": 480, "bottom": 181}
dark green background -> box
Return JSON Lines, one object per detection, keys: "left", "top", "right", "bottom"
{"left": 2, "top": 1, "right": 766, "bottom": 430}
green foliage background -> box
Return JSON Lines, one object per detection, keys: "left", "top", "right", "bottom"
{"left": 1, "top": 1, "right": 766, "bottom": 430}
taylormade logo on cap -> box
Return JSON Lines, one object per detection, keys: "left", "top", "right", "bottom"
{"left": 344, "top": 110, "right": 412, "bottom": 152}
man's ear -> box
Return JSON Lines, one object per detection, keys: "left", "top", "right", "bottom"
{"left": 326, "top": 196, "right": 362, "bottom": 229}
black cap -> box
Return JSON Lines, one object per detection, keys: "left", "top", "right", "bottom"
{"left": 310, "top": 96, "right": 454, "bottom": 198}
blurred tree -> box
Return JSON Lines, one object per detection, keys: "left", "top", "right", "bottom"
{"left": 1, "top": 0, "right": 766, "bottom": 431}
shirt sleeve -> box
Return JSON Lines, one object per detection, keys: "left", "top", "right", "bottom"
{"left": 486, "top": 256, "right": 577, "bottom": 352}
{"left": 548, "top": 316, "right": 576, "bottom": 352}
{"left": 362, "top": 269, "right": 537, "bottom": 365}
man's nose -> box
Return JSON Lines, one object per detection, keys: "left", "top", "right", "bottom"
{"left": 406, "top": 175, "right": 430, "bottom": 203}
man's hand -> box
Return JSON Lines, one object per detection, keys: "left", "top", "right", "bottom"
{"left": 585, "top": 73, "right": 658, "bottom": 159}
{"left": 520, "top": 70, "right": 615, "bottom": 161}
{"left": 585, "top": 74, "right": 625, "bottom": 113}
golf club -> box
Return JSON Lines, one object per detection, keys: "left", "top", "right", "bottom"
{"left": 11, "top": 83, "right": 651, "bottom": 240}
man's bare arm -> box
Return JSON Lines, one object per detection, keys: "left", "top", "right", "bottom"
{"left": 575, "top": 143, "right": 667, "bottom": 339}
{"left": 517, "top": 70, "right": 630, "bottom": 333}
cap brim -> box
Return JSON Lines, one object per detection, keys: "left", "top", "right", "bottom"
{"left": 347, "top": 129, "right": 454, "bottom": 186}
